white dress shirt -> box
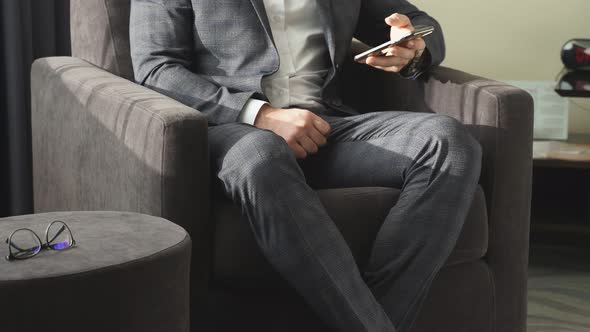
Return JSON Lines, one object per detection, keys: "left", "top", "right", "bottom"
{"left": 238, "top": 0, "right": 332, "bottom": 125}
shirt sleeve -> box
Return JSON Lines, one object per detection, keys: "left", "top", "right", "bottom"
{"left": 238, "top": 99, "right": 269, "bottom": 125}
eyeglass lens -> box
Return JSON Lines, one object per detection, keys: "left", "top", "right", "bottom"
{"left": 47, "top": 221, "right": 74, "bottom": 250}
{"left": 9, "top": 229, "right": 42, "bottom": 259}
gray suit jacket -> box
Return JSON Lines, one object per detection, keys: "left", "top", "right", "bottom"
{"left": 130, "top": 0, "right": 445, "bottom": 125}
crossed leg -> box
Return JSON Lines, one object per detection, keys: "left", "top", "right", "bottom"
{"left": 299, "top": 111, "right": 482, "bottom": 331}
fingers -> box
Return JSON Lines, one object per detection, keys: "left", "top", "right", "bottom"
{"left": 298, "top": 115, "right": 330, "bottom": 158}
{"left": 384, "top": 45, "right": 415, "bottom": 59}
{"left": 403, "top": 38, "right": 426, "bottom": 51}
{"left": 298, "top": 136, "right": 319, "bottom": 155}
{"left": 385, "top": 13, "right": 411, "bottom": 28}
{"left": 387, "top": 13, "right": 414, "bottom": 43}
{"left": 312, "top": 116, "right": 331, "bottom": 136}
{"left": 365, "top": 48, "right": 412, "bottom": 71}
{"left": 308, "top": 127, "right": 328, "bottom": 148}
{"left": 272, "top": 109, "right": 330, "bottom": 159}
{"left": 366, "top": 63, "right": 404, "bottom": 73}
{"left": 366, "top": 55, "right": 407, "bottom": 68}
{"left": 289, "top": 142, "right": 308, "bottom": 159}
{"left": 365, "top": 39, "right": 425, "bottom": 72}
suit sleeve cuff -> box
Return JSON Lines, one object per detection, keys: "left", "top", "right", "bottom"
{"left": 238, "top": 99, "right": 268, "bottom": 125}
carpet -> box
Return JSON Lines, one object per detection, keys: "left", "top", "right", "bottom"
{"left": 528, "top": 246, "right": 590, "bottom": 332}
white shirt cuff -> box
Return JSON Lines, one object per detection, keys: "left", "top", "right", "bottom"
{"left": 238, "top": 99, "right": 268, "bottom": 125}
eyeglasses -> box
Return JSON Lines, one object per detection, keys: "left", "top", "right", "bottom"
{"left": 5, "top": 220, "right": 76, "bottom": 261}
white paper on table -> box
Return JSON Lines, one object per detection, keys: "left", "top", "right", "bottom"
{"left": 532, "top": 141, "right": 550, "bottom": 159}
{"left": 506, "top": 80, "right": 569, "bottom": 140}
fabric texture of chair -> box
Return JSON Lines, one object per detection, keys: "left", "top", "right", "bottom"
{"left": 30, "top": 1, "right": 534, "bottom": 331}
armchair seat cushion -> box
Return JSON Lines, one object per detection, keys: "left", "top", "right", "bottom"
{"left": 212, "top": 186, "right": 488, "bottom": 288}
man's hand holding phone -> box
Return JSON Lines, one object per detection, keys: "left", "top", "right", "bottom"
{"left": 363, "top": 13, "right": 427, "bottom": 73}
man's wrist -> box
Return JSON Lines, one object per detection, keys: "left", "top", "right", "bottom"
{"left": 254, "top": 104, "right": 275, "bottom": 127}
{"left": 238, "top": 99, "right": 269, "bottom": 125}
{"left": 400, "top": 47, "right": 427, "bottom": 79}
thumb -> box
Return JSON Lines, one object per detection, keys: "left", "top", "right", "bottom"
{"left": 385, "top": 16, "right": 397, "bottom": 26}
{"left": 385, "top": 13, "right": 409, "bottom": 27}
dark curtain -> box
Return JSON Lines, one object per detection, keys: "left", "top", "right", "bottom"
{"left": 0, "top": 0, "right": 70, "bottom": 217}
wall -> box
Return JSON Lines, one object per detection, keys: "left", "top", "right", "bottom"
{"left": 412, "top": 0, "right": 590, "bottom": 134}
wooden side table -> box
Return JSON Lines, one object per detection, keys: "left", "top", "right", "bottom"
{"left": 533, "top": 134, "right": 590, "bottom": 168}
{"left": 532, "top": 134, "right": 590, "bottom": 247}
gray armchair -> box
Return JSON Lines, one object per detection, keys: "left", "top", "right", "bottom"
{"left": 31, "top": 1, "right": 533, "bottom": 331}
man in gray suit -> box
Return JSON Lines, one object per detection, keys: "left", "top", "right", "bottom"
{"left": 130, "top": 1, "right": 481, "bottom": 331}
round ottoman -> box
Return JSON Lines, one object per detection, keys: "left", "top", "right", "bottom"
{"left": 0, "top": 211, "right": 191, "bottom": 332}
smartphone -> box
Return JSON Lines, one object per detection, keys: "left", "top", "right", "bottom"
{"left": 354, "top": 25, "right": 434, "bottom": 63}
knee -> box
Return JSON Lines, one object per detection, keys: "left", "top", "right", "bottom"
{"left": 421, "top": 115, "right": 482, "bottom": 176}
{"left": 220, "top": 129, "right": 295, "bottom": 181}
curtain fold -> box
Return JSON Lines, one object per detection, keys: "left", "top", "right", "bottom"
{"left": 0, "top": 0, "right": 70, "bottom": 217}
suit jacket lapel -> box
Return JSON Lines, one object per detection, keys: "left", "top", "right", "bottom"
{"left": 249, "top": 0, "right": 274, "bottom": 43}
{"left": 316, "top": 0, "right": 337, "bottom": 67}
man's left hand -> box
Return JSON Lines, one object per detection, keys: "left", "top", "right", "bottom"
{"left": 364, "top": 13, "right": 426, "bottom": 73}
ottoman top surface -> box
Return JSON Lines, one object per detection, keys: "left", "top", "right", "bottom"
{"left": 0, "top": 211, "right": 189, "bottom": 281}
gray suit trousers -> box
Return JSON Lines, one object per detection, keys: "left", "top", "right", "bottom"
{"left": 208, "top": 111, "right": 482, "bottom": 332}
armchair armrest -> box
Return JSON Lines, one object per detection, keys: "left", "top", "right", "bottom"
{"left": 423, "top": 67, "right": 533, "bottom": 332}
{"left": 340, "top": 51, "right": 533, "bottom": 332}
{"left": 31, "top": 56, "right": 209, "bottom": 232}
{"left": 31, "top": 56, "right": 211, "bottom": 300}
